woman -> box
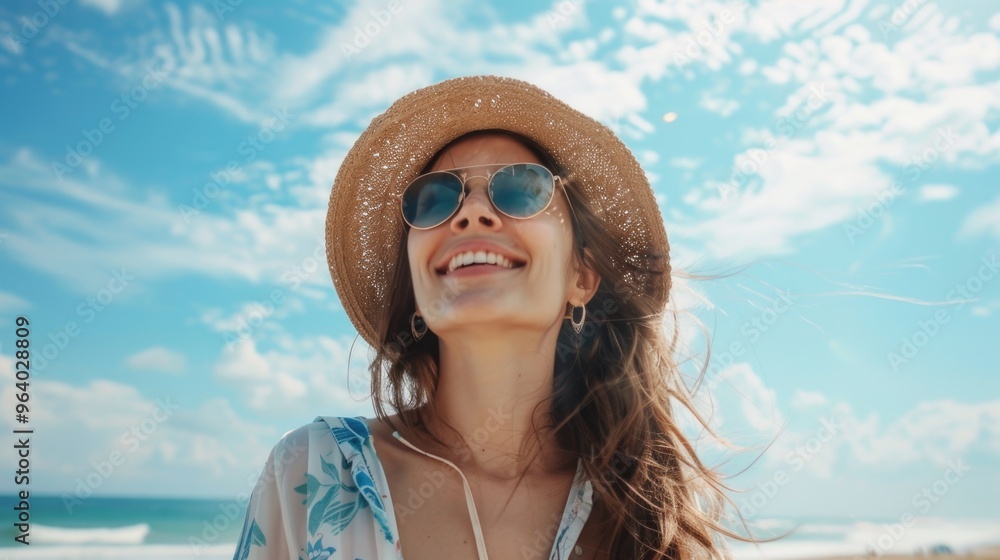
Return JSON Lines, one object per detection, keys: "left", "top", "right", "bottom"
{"left": 234, "top": 75, "right": 737, "bottom": 560}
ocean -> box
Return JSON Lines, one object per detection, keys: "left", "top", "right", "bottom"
{"left": 0, "top": 494, "right": 997, "bottom": 559}
{"left": 0, "top": 494, "right": 240, "bottom": 559}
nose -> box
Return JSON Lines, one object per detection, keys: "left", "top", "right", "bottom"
{"left": 448, "top": 176, "right": 502, "bottom": 232}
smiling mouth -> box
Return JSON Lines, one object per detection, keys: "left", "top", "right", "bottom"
{"left": 438, "top": 262, "right": 526, "bottom": 277}
{"left": 435, "top": 255, "right": 527, "bottom": 276}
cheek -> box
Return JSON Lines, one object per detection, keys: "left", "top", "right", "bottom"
{"left": 518, "top": 220, "right": 575, "bottom": 272}
{"left": 406, "top": 233, "right": 432, "bottom": 284}
{"left": 407, "top": 229, "right": 456, "bottom": 300}
{"left": 539, "top": 205, "right": 575, "bottom": 246}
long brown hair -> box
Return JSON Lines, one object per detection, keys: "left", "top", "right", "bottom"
{"left": 368, "top": 129, "right": 750, "bottom": 559}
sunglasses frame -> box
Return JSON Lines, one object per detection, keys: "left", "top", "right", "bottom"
{"left": 397, "top": 162, "right": 576, "bottom": 231}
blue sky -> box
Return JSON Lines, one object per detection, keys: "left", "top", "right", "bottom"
{"left": 0, "top": 0, "right": 998, "bottom": 525}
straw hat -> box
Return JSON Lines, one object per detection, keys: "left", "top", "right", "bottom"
{"left": 325, "top": 75, "right": 670, "bottom": 349}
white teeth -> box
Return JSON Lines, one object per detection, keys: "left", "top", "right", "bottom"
{"left": 446, "top": 251, "right": 518, "bottom": 273}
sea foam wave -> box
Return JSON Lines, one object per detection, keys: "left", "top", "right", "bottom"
{"left": 32, "top": 523, "right": 150, "bottom": 545}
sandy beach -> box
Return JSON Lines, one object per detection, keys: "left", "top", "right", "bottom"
{"left": 811, "top": 545, "right": 1000, "bottom": 560}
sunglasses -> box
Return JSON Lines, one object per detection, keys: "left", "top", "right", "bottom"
{"left": 399, "top": 162, "right": 572, "bottom": 230}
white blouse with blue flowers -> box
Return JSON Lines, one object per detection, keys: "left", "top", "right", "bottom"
{"left": 233, "top": 415, "right": 595, "bottom": 560}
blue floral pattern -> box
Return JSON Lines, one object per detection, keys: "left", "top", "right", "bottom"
{"left": 307, "top": 537, "right": 336, "bottom": 560}
{"left": 232, "top": 416, "right": 594, "bottom": 559}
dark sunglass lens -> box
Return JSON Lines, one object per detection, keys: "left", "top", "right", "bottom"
{"left": 490, "top": 164, "right": 554, "bottom": 217}
{"left": 402, "top": 173, "right": 463, "bottom": 228}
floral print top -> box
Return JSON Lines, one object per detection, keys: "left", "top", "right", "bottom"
{"left": 233, "top": 416, "right": 595, "bottom": 560}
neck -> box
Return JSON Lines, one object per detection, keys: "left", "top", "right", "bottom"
{"left": 412, "top": 323, "right": 577, "bottom": 481}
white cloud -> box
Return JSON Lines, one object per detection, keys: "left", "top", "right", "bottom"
{"left": 124, "top": 346, "right": 187, "bottom": 374}
{"left": 300, "top": 64, "right": 435, "bottom": 128}
{"left": 671, "top": 347, "right": 1000, "bottom": 478}
{"left": 679, "top": 360, "right": 785, "bottom": 448}
{"left": 199, "top": 297, "right": 308, "bottom": 336}
{"left": 760, "top": 397, "right": 1000, "bottom": 478}
{"left": 840, "top": 399, "right": 1000, "bottom": 469}
{"left": 670, "top": 1, "right": 1000, "bottom": 260}
{"left": 0, "top": 148, "right": 331, "bottom": 295}
{"left": 959, "top": 194, "right": 1000, "bottom": 240}
{"left": 700, "top": 90, "right": 740, "bottom": 117}
{"left": 80, "top": 0, "right": 131, "bottom": 16}
{"left": 720, "top": 363, "right": 784, "bottom": 433}
{"left": 622, "top": 0, "right": 752, "bottom": 78}
{"left": 0, "top": 291, "right": 29, "bottom": 313}
{"left": 213, "top": 335, "right": 374, "bottom": 418}
{"left": 640, "top": 150, "right": 661, "bottom": 166}
{"left": 59, "top": 0, "right": 644, "bottom": 132}
{"left": 791, "top": 389, "right": 828, "bottom": 409}
{"left": 742, "top": 0, "right": 846, "bottom": 43}
{"left": 917, "top": 184, "right": 958, "bottom": 202}
{"left": 669, "top": 157, "right": 703, "bottom": 170}
{"left": 56, "top": 2, "right": 279, "bottom": 124}
{"left": 676, "top": 132, "right": 890, "bottom": 259}
{"left": 0, "top": 354, "right": 277, "bottom": 496}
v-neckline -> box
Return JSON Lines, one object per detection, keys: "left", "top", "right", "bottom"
{"left": 360, "top": 416, "right": 593, "bottom": 560}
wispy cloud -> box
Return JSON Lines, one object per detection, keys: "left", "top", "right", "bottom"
{"left": 0, "top": 148, "right": 330, "bottom": 294}
{"left": 80, "top": 0, "right": 134, "bottom": 16}
{"left": 125, "top": 346, "right": 187, "bottom": 374}
{"left": 959, "top": 193, "right": 1000, "bottom": 240}
{"left": 918, "top": 184, "right": 959, "bottom": 202}
{"left": 666, "top": 1, "right": 1000, "bottom": 259}
{"left": 0, "top": 291, "right": 30, "bottom": 313}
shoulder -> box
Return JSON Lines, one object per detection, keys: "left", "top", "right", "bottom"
{"left": 236, "top": 416, "right": 379, "bottom": 559}
{"left": 263, "top": 416, "right": 370, "bottom": 479}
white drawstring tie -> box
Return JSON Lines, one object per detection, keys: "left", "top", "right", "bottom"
{"left": 392, "top": 431, "right": 491, "bottom": 560}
